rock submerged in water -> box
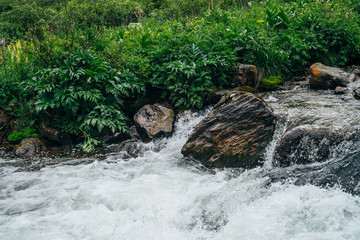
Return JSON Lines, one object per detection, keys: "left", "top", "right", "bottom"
{"left": 134, "top": 103, "right": 175, "bottom": 142}
{"left": 309, "top": 63, "right": 355, "bottom": 90}
{"left": 273, "top": 126, "right": 346, "bottom": 167}
{"left": 270, "top": 151, "right": 360, "bottom": 196}
{"left": 181, "top": 91, "right": 276, "bottom": 168}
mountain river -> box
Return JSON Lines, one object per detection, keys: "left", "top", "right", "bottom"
{"left": 1, "top": 88, "right": 360, "bottom": 240}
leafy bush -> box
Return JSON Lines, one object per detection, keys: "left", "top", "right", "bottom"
{"left": 258, "top": 76, "right": 284, "bottom": 91}
{"left": 150, "top": 43, "right": 230, "bottom": 109}
{"left": 8, "top": 128, "right": 39, "bottom": 143}
{"left": 28, "top": 51, "right": 144, "bottom": 150}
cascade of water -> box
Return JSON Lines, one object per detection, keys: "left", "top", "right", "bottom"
{"left": 0, "top": 91, "right": 360, "bottom": 240}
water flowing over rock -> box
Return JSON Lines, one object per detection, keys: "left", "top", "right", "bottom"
{"left": 271, "top": 151, "right": 360, "bottom": 196}
{"left": 2, "top": 91, "right": 360, "bottom": 238}
{"left": 39, "top": 123, "right": 72, "bottom": 146}
{"left": 134, "top": 103, "right": 175, "bottom": 142}
{"left": 309, "top": 63, "right": 356, "bottom": 89}
{"left": 181, "top": 91, "right": 276, "bottom": 168}
{"left": 273, "top": 126, "right": 347, "bottom": 167}
{"left": 15, "top": 138, "right": 50, "bottom": 156}
{"left": 114, "top": 139, "right": 148, "bottom": 159}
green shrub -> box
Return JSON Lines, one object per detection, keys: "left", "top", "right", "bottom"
{"left": 258, "top": 76, "right": 284, "bottom": 91}
{"left": 28, "top": 51, "right": 144, "bottom": 151}
{"left": 150, "top": 42, "right": 231, "bottom": 109}
{"left": 8, "top": 128, "right": 39, "bottom": 143}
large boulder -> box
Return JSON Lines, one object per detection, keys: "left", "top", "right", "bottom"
{"left": 134, "top": 104, "right": 175, "bottom": 142}
{"left": 39, "top": 123, "right": 72, "bottom": 146}
{"left": 309, "top": 63, "right": 355, "bottom": 90}
{"left": 181, "top": 91, "right": 276, "bottom": 168}
{"left": 15, "top": 138, "right": 50, "bottom": 156}
{"left": 273, "top": 126, "right": 345, "bottom": 167}
{"left": 231, "top": 64, "right": 257, "bottom": 87}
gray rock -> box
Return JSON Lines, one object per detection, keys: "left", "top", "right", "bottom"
{"left": 134, "top": 104, "right": 175, "bottom": 142}
{"left": 334, "top": 86, "right": 348, "bottom": 95}
{"left": 15, "top": 138, "right": 50, "bottom": 156}
{"left": 114, "top": 139, "right": 147, "bottom": 158}
{"left": 129, "top": 125, "right": 141, "bottom": 140}
{"left": 181, "top": 91, "right": 276, "bottom": 168}
{"left": 309, "top": 63, "right": 356, "bottom": 90}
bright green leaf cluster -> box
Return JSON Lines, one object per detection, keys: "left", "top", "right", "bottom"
{"left": 28, "top": 51, "right": 144, "bottom": 148}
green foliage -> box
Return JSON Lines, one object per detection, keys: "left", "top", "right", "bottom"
{"left": 28, "top": 51, "right": 144, "bottom": 148}
{"left": 258, "top": 76, "right": 284, "bottom": 91}
{"left": 1, "top": 0, "right": 360, "bottom": 150}
{"left": 8, "top": 128, "right": 39, "bottom": 143}
{"left": 151, "top": 43, "right": 231, "bottom": 109}
{"left": 65, "top": 0, "right": 146, "bottom": 27}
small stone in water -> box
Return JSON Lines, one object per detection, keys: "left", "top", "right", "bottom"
{"left": 334, "top": 86, "right": 347, "bottom": 95}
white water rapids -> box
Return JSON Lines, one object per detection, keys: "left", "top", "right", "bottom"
{"left": 1, "top": 94, "right": 360, "bottom": 240}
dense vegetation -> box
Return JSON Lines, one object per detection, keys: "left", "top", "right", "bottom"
{"left": 1, "top": 0, "right": 360, "bottom": 149}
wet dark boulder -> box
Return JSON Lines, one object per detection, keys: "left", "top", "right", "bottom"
{"left": 39, "top": 123, "right": 72, "bottom": 146}
{"left": 99, "top": 128, "right": 131, "bottom": 144}
{"left": 134, "top": 104, "right": 175, "bottom": 142}
{"left": 309, "top": 63, "right": 356, "bottom": 90}
{"left": 231, "top": 64, "right": 257, "bottom": 88}
{"left": 15, "top": 138, "right": 50, "bottom": 156}
{"left": 279, "top": 75, "right": 309, "bottom": 91}
{"left": 270, "top": 151, "right": 360, "bottom": 196}
{"left": 273, "top": 126, "right": 346, "bottom": 167}
{"left": 181, "top": 91, "right": 276, "bottom": 168}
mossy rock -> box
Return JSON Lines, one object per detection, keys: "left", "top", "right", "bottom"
{"left": 8, "top": 128, "right": 39, "bottom": 143}
{"left": 258, "top": 76, "right": 284, "bottom": 91}
{"left": 236, "top": 86, "right": 257, "bottom": 93}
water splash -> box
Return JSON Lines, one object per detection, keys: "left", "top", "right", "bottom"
{"left": 1, "top": 94, "right": 360, "bottom": 239}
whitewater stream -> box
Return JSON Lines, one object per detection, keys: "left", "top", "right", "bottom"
{"left": 1, "top": 88, "right": 360, "bottom": 240}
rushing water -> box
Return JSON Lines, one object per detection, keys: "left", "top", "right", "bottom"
{"left": 1, "top": 90, "right": 360, "bottom": 240}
